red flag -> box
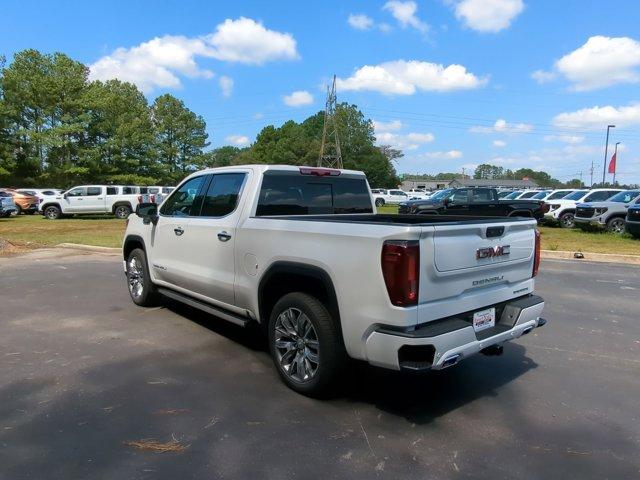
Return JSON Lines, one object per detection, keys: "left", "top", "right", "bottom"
{"left": 608, "top": 152, "right": 617, "bottom": 174}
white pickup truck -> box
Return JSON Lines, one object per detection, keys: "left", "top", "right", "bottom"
{"left": 41, "top": 185, "right": 145, "bottom": 219}
{"left": 123, "top": 165, "right": 546, "bottom": 396}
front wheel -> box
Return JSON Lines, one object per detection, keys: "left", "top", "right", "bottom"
{"left": 269, "top": 292, "right": 346, "bottom": 397}
{"left": 375, "top": 198, "right": 385, "bottom": 207}
{"left": 559, "top": 212, "right": 575, "bottom": 228}
{"left": 606, "top": 217, "right": 625, "bottom": 234}
{"left": 12, "top": 205, "right": 21, "bottom": 216}
{"left": 43, "top": 206, "right": 61, "bottom": 220}
{"left": 114, "top": 204, "right": 132, "bottom": 219}
{"left": 126, "top": 248, "right": 160, "bottom": 307}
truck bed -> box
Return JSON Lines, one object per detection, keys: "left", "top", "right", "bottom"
{"left": 255, "top": 213, "right": 532, "bottom": 226}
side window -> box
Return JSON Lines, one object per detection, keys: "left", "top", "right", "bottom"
{"left": 472, "top": 189, "right": 492, "bottom": 202}
{"left": 66, "top": 187, "right": 85, "bottom": 197}
{"left": 199, "top": 173, "right": 246, "bottom": 217}
{"left": 122, "top": 186, "right": 136, "bottom": 195}
{"left": 148, "top": 187, "right": 160, "bottom": 194}
{"left": 450, "top": 189, "right": 469, "bottom": 203}
{"left": 585, "top": 191, "right": 611, "bottom": 202}
{"left": 106, "top": 187, "right": 118, "bottom": 195}
{"left": 86, "top": 187, "right": 102, "bottom": 196}
{"left": 160, "top": 176, "right": 207, "bottom": 217}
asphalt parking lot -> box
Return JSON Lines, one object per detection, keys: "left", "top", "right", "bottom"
{"left": 1, "top": 250, "right": 639, "bottom": 479}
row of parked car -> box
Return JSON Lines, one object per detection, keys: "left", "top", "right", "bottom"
{"left": 380, "top": 186, "right": 640, "bottom": 238}
{"left": 0, "top": 185, "right": 175, "bottom": 219}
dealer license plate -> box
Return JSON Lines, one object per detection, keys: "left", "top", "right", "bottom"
{"left": 473, "top": 307, "right": 496, "bottom": 332}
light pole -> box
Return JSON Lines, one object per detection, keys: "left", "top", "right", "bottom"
{"left": 602, "top": 124, "right": 615, "bottom": 186}
{"left": 613, "top": 142, "right": 620, "bottom": 185}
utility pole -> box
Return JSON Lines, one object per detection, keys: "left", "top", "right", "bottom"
{"left": 602, "top": 124, "right": 615, "bottom": 186}
{"left": 318, "top": 75, "right": 343, "bottom": 169}
{"left": 612, "top": 142, "right": 620, "bottom": 185}
{"left": 589, "top": 161, "right": 594, "bottom": 187}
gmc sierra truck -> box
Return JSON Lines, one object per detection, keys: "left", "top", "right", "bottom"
{"left": 398, "top": 187, "right": 549, "bottom": 220}
{"left": 123, "top": 165, "right": 546, "bottom": 396}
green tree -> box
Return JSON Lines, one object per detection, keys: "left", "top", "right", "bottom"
{"left": 204, "top": 146, "right": 245, "bottom": 167}
{"left": 474, "top": 163, "right": 504, "bottom": 179}
{"left": 151, "top": 94, "right": 209, "bottom": 183}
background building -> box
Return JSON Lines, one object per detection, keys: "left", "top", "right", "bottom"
{"left": 400, "top": 178, "right": 538, "bottom": 191}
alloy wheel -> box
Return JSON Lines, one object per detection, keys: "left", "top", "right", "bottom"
{"left": 274, "top": 307, "right": 320, "bottom": 383}
{"left": 127, "top": 257, "right": 144, "bottom": 299}
{"left": 609, "top": 219, "right": 625, "bottom": 234}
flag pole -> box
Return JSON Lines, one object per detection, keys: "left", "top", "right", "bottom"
{"left": 602, "top": 124, "right": 615, "bottom": 186}
{"left": 613, "top": 142, "right": 620, "bottom": 185}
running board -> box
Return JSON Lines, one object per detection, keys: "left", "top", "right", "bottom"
{"left": 158, "top": 288, "right": 249, "bottom": 327}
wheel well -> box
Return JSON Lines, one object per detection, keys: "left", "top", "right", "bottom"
{"left": 607, "top": 214, "right": 626, "bottom": 222}
{"left": 112, "top": 202, "right": 133, "bottom": 213}
{"left": 258, "top": 262, "right": 340, "bottom": 329}
{"left": 41, "top": 202, "right": 61, "bottom": 211}
{"left": 123, "top": 235, "right": 144, "bottom": 260}
{"left": 558, "top": 209, "right": 575, "bottom": 217}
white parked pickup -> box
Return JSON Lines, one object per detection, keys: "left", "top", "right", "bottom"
{"left": 123, "top": 165, "right": 546, "bottom": 396}
{"left": 40, "top": 185, "right": 142, "bottom": 219}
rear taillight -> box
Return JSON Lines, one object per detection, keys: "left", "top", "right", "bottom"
{"left": 533, "top": 229, "right": 541, "bottom": 277}
{"left": 137, "top": 195, "right": 143, "bottom": 204}
{"left": 381, "top": 240, "right": 420, "bottom": 307}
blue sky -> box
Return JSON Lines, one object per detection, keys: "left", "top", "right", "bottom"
{"left": 3, "top": 0, "right": 640, "bottom": 184}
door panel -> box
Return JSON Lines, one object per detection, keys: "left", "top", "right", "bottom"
{"left": 149, "top": 216, "right": 194, "bottom": 288}
{"left": 81, "top": 186, "right": 106, "bottom": 212}
{"left": 187, "top": 172, "right": 247, "bottom": 306}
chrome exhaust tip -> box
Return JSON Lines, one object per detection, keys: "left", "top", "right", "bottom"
{"left": 442, "top": 354, "right": 461, "bottom": 368}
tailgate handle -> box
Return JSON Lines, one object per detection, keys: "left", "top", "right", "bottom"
{"left": 486, "top": 226, "right": 504, "bottom": 238}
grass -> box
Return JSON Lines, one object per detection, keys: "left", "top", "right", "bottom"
{"left": 0, "top": 214, "right": 126, "bottom": 250}
{"left": 377, "top": 204, "right": 640, "bottom": 255}
{"left": 1, "top": 207, "right": 639, "bottom": 256}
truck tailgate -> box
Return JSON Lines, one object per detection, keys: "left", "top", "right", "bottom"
{"left": 417, "top": 220, "right": 537, "bottom": 320}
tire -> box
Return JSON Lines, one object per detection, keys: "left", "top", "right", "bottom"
{"left": 268, "top": 292, "right": 347, "bottom": 397}
{"left": 606, "top": 217, "right": 625, "bottom": 234}
{"left": 43, "top": 205, "right": 61, "bottom": 220}
{"left": 559, "top": 211, "right": 575, "bottom": 228}
{"left": 114, "top": 204, "right": 132, "bottom": 219}
{"left": 375, "top": 198, "right": 385, "bottom": 207}
{"left": 25, "top": 210, "right": 36, "bottom": 215}
{"left": 12, "top": 204, "right": 22, "bottom": 216}
{"left": 126, "top": 248, "right": 160, "bottom": 307}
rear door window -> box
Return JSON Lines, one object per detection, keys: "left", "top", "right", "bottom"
{"left": 198, "top": 173, "right": 246, "bottom": 217}
{"left": 256, "top": 171, "right": 373, "bottom": 216}
{"left": 86, "top": 187, "right": 102, "bottom": 196}
{"left": 106, "top": 187, "right": 119, "bottom": 195}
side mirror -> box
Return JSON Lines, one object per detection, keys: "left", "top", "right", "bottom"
{"left": 136, "top": 203, "right": 158, "bottom": 225}
{"left": 63, "top": 193, "right": 68, "bottom": 199}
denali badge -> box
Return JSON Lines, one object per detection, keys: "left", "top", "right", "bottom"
{"left": 476, "top": 245, "right": 510, "bottom": 259}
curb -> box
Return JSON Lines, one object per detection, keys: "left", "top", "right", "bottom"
{"left": 56, "top": 243, "right": 121, "bottom": 254}
{"left": 541, "top": 249, "right": 640, "bottom": 265}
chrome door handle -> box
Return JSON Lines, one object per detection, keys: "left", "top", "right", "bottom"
{"left": 174, "top": 227, "right": 184, "bottom": 236}
{"left": 217, "top": 231, "right": 232, "bottom": 242}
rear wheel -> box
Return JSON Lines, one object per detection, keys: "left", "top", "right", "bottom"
{"left": 126, "top": 248, "right": 160, "bottom": 307}
{"left": 12, "top": 205, "right": 22, "bottom": 216}
{"left": 44, "top": 205, "right": 61, "bottom": 220}
{"left": 268, "top": 292, "right": 346, "bottom": 397}
{"left": 114, "top": 204, "right": 132, "bottom": 219}
{"left": 606, "top": 217, "right": 625, "bottom": 234}
{"left": 375, "top": 198, "right": 385, "bottom": 207}
{"left": 559, "top": 211, "right": 575, "bottom": 228}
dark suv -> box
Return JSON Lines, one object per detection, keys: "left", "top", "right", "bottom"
{"left": 626, "top": 205, "right": 640, "bottom": 238}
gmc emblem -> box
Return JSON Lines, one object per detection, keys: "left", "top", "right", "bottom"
{"left": 477, "top": 245, "right": 511, "bottom": 259}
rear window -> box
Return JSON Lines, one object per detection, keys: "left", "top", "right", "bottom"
{"left": 256, "top": 171, "right": 373, "bottom": 216}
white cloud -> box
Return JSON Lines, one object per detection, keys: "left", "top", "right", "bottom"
{"left": 348, "top": 14, "right": 374, "bottom": 30}
{"left": 226, "top": 134, "right": 250, "bottom": 146}
{"left": 89, "top": 36, "right": 215, "bottom": 92}
{"left": 470, "top": 118, "right": 533, "bottom": 134}
{"left": 451, "top": 0, "right": 524, "bottom": 33}
{"left": 205, "top": 17, "right": 299, "bottom": 65}
{"left": 552, "top": 103, "right": 640, "bottom": 130}
{"left": 554, "top": 36, "right": 640, "bottom": 91}
{"left": 493, "top": 140, "right": 507, "bottom": 147}
{"left": 336, "top": 60, "right": 486, "bottom": 95}
{"left": 89, "top": 17, "right": 298, "bottom": 92}
{"left": 373, "top": 119, "right": 403, "bottom": 132}
{"left": 376, "top": 131, "right": 435, "bottom": 150}
{"left": 283, "top": 90, "right": 314, "bottom": 107}
{"left": 383, "top": 1, "right": 429, "bottom": 33}
{"left": 543, "top": 134, "right": 584, "bottom": 144}
{"left": 421, "top": 150, "right": 463, "bottom": 159}
{"left": 219, "top": 76, "right": 233, "bottom": 97}
{"left": 531, "top": 69, "right": 556, "bottom": 84}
